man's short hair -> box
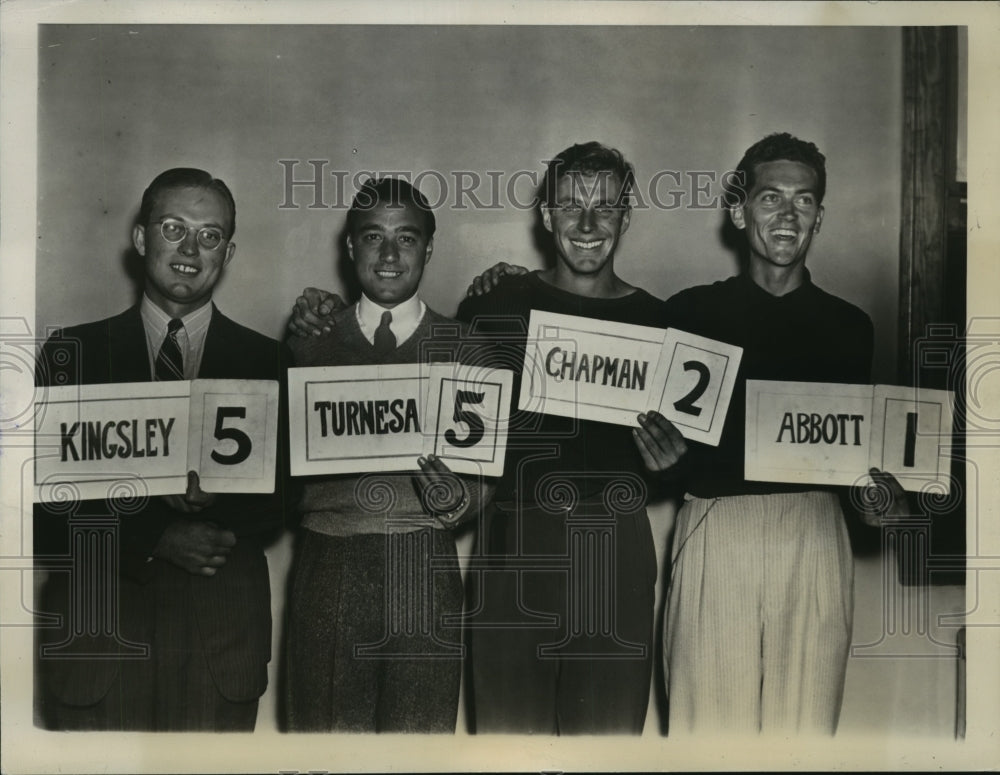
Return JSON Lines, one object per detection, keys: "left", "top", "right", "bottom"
{"left": 137, "top": 168, "right": 237, "bottom": 237}
{"left": 347, "top": 177, "right": 437, "bottom": 238}
{"left": 731, "top": 133, "right": 827, "bottom": 206}
{"left": 541, "top": 141, "right": 636, "bottom": 208}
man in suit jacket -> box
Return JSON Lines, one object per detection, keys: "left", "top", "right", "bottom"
{"left": 34, "top": 168, "right": 287, "bottom": 731}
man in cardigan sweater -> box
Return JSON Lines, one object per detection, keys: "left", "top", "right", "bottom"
{"left": 283, "top": 177, "right": 490, "bottom": 732}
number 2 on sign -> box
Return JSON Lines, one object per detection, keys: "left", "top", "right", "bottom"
{"left": 673, "top": 360, "right": 710, "bottom": 416}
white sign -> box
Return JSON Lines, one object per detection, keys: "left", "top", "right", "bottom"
{"left": 289, "top": 363, "right": 515, "bottom": 476}
{"left": 34, "top": 379, "right": 278, "bottom": 502}
{"left": 869, "top": 385, "right": 955, "bottom": 493}
{"left": 517, "top": 310, "right": 742, "bottom": 445}
{"left": 649, "top": 329, "right": 743, "bottom": 445}
{"left": 422, "top": 363, "right": 514, "bottom": 477}
{"left": 187, "top": 379, "right": 281, "bottom": 493}
{"left": 745, "top": 380, "right": 954, "bottom": 493}
{"left": 517, "top": 310, "right": 668, "bottom": 426}
{"left": 288, "top": 364, "right": 431, "bottom": 475}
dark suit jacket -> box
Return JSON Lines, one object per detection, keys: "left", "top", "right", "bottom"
{"left": 35, "top": 303, "right": 290, "bottom": 713}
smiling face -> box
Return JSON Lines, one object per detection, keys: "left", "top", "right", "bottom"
{"left": 731, "top": 159, "right": 824, "bottom": 276}
{"left": 347, "top": 200, "right": 433, "bottom": 308}
{"left": 541, "top": 171, "right": 631, "bottom": 280}
{"left": 133, "top": 185, "right": 235, "bottom": 318}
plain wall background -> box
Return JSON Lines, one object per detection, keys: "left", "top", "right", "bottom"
{"left": 36, "top": 25, "right": 902, "bottom": 384}
{"left": 34, "top": 24, "right": 943, "bottom": 735}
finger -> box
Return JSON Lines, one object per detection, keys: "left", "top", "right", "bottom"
{"left": 488, "top": 263, "right": 509, "bottom": 289}
{"left": 638, "top": 412, "right": 688, "bottom": 457}
{"left": 631, "top": 427, "right": 660, "bottom": 470}
{"left": 415, "top": 456, "right": 437, "bottom": 491}
{"left": 199, "top": 566, "right": 218, "bottom": 577}
{"left": 203, "top": 554, "right": 228, "bottom": 568}
{"left": 869, "top": 468, "right": 905, "bottom": 499}
{"left": 472, "top": 276, "right": 485, "bottom": 297}
{"left": 215, "top": 529, "right": 237, "bottom": 548}
{"left": 424, "top": 454, "right": 453, "bottom": 475}
{"left": 294, "top": 296, "right": 327, "bottom": 333}
{"left": 185, "top": 470, "right": 201, "bottom": 498}
{"left": 318, "top": 292, "right": 346, "bottom": 316}
{"left": 302, "top": 287, "right": 327, "bottom": 311}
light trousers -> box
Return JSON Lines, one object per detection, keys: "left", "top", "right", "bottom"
{"left": 664, "top": 491, "right": 853, "bottom": 734}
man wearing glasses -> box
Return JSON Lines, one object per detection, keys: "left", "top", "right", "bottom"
{"left": 34, "top": 168, "right": 287, "bottom": 730}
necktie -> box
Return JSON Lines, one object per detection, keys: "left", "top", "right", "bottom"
{"left": 374, "top": 310, "right": 396, "bottom": 355}
{"left": 155, "top": 318, "right": 185, "bottom": 381}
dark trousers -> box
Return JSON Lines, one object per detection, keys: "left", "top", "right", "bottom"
{"left": 38, "top": 565, "right": 259, "bottom": 732}
{"left": 283, "top": 528, "right": 463, "bottom": 732}
{"left": 468, "top": 502, "right": 657, "bottom": 734}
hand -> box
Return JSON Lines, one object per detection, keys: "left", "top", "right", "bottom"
{"left": 415, "top": 454, "right": 470, "bottom": 528}
{"left": 160, "top": 470, "right": 217, "bottom": 514}
{"left": 288, "top": 286, "right": 347, "bottom": 337}
{"left": 633, "top": 411, "right": 687, "bottom": 472}
{"left": 152, "top": 519, "right": 237, "bottom": 576}
{"left": 855, "top": 467, "right": 909, "bottom": 527}
{"left": 465, "top": 262, "right": 529, "bottom": 297}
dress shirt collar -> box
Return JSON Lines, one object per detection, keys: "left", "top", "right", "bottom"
{"left": 140, "top": 295, "right": 213, "bottom": 379}
{"left": 356, "top": 292, "right": 425, "bottom": 347}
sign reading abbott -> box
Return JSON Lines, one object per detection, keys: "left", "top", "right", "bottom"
{"left": 745, "top": 380, "right": 954, "bottom": 492}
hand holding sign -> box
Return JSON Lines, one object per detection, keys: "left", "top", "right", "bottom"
{"left": 160, "top": 470, "right": 217, "bottom": 514}
{"left": 416, "top": 454, "right": 471, "bottom": 528}
{"left": 854, "top": 467, "right": 910, "bottom": 527}
{"left": 633, "top": 411, "right": 688, "bottom": 472}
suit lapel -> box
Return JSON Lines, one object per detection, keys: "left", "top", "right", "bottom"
{"left": 198, "top": 304, "right": 234, "bottom": 379}
{"left": 108, "top": 305, "right": 153, "bottom": 383}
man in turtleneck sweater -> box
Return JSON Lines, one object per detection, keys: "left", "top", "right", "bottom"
{"left": 282, "top": 177, "right": 490, "bottom": 732}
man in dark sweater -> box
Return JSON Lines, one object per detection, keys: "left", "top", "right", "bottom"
{"left": 282, "top": 177, "right": 491, "bottom": 732}
{"left": 454, "top": 143, "right": 685, "bottom": 735}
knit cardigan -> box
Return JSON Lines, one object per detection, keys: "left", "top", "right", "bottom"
{"left": 289, "top": 302, "right": 485, "bottom": 536}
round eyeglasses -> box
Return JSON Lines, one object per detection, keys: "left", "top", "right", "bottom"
{"left": 156, "top": 219, "right": 227, "bottom": 251}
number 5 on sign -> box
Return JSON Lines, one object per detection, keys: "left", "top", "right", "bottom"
{"left": 423, "top": 364, "right": 514, "bottom": 476}
{"left": 188, "top": 379, "right": 280, "bottom": 493}
{"left": 649, "top": 329, "right": 743, "bottom": 446}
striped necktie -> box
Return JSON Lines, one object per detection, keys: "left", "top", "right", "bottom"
{"left": 374, "top": 310, "right": 396, "bottom": 355}
{"left": 155, "top": 318, "right": 185, "bottom": 381}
